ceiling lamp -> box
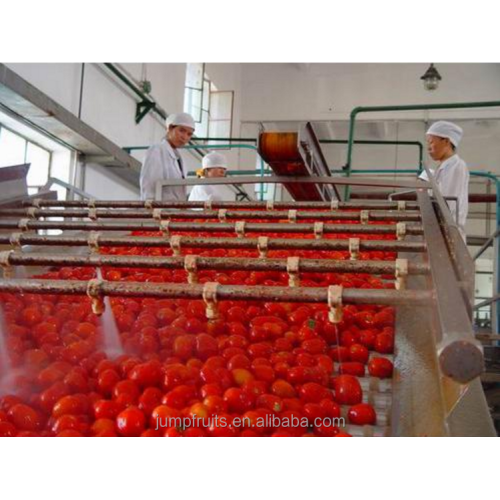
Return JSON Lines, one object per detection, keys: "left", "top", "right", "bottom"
{"left": 420, "top": 63, "right": 442, "bottom": 91}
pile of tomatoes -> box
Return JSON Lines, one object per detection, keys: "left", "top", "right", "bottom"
{"left": 0, "top": 221, "right": 396, "bottom": 437}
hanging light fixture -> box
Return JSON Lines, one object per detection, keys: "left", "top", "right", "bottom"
{"left": 420, "top": 63, "right": 442, "bottom": 91}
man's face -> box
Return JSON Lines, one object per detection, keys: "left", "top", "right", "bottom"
{"left": 426, "top": 134, "right": 452, "bottom": 161}
{"left": 167, "top": 125, "right": 194, "bottom": 148}
{"left": 204, "top": 167, "right": 226, "bottom": 178}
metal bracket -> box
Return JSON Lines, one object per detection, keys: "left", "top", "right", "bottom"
{"left": 26, "top": 207, "right": 37, "bottom": 219}
{"left": 88, "top": 208, "right": 98, "bottom": 221}
{"left": 396, "top": 222, "right": 406, "bottom": 241}
{"left": 266, "top": 200, "right": 274, "bottom": 211}
{"left": 0, "top": 250, "right": 13, "bottom": 279}
{"left": 184, "top": 255, "right": 198, "bottom": 284}
{"left": 135, "top": 99, "right": 156, "bottom": 124}
{"left": 395, "top": 258, "right": 408, "bottom": 290}
{"left": 258, "top": 236, "right": 269, "bottom": 258}
{"left": 159, "top": 220, "right": 170, "bottom": 237}
{"left": 88, "top": 231, "right": 100, "bottom": 254}
{"left": 314, "top": 222, "right": 324, "bottom": 239}
{"left": 86, "top": 278, "right": 105, "bottom": 316}
{"left": 203, "top": 282, "right": 219, "bottom": 320}
{"left": 218, "top": 209, "right": 227, "bottom": 222}
{"left": 328, "top": 285, "right": 343, "bottom": 324}
{"left": 170, "top": 235, "right": 182, "bottom": 256}
{"left": 349, "top": 238, "right": 360, "bottom": 261}
{"left": 360, "top": 210, "right": 369, "bottom": 224}
{"left": 18, "top": 218, "right": 30, "bottom": 232}
{"left": 287, "top": 256, "right": 300, "bottom": 287}
{"left": 235, "top": 221, "right": 246, "bottom": 238}
{"left": 398, "top": 201, "right": 406, "bottom": 211}
{"left": 288, "top": 209, "right": 297, "bottom": 223}
{"left": 9, "top": 232, "right": 23, "bottom": 248}
{"left": 331, "top": 200, "right": 339, "bottom": 211}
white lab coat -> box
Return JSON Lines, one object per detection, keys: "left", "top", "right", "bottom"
{"left": 188, "top": 184, "right": 235, "bottom": 202}
{"left": 140, "top": 139, "right": 187, "bottom": 201}
{"left": 419, "top": 154, "right": 469, "bottom": 240}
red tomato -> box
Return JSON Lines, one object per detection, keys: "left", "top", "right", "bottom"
{"left": 52, "top": 395, "right": 89, "bottom": 418}
{"left": 93, "top": 400, "right": 123, "bottom": 420}
{"left": 374, "top": 333, "right": 394, "bottom": 354}
{"left": 138, "top": 387, "right": 163, "bottom": 416}
{"left": 256, "top": 394, "right": 283, "bottom": 413}
{"left": 349, "top": 344, "right": 369, "bottom": 364}
{"left": 97, "top": 369, "right": 121, "bottom": 396}
{"left": 116, "top": 407, "right": 146, "bottom": 437}
{"left": 348, "top": 403, "right": 376, "bottom": 425}
{"left": 223, "top": 388, "right": 254, "bottom": 413}
{"left": 337, "top": 362, "right": 365, "bottom": 377}
{"left": 200, "top": 383, "right": 223, "bottom": 398}
{"left": 173, "top": 335, "right": 196, "bottom": 361}
{"left": 367, "top": 357, "right": 393, "bottom": 378}
{"left": 227, "top": 354, "right": 251, "bottom": 370}
{"left": 112, "top": 380, "right": 140, "bottom": 406}
{"left": 329, "top": 346, "right": 350, "bottom": 363}
{"left": 195, "top": 334, "right": 218, "bottom": 361}
{"left": 252, "top": 364, "right": 276, "bottom": 383}
{"left": 8, "top": 404, "right": 43, "bottom": 431}
{"left": 303, "top": 403, "right": 327, "bottom": 425}
{"left": 232, "top": 368, "right": 254, "bottom": 386}
{"left": 0, "top": 421, "right": 17, "bottom": 437}
{"left": 332, "top": 375, "right": 363, "bottom": 405}
{"left": 271, "top": 380, "right": 297, "bottom": 399}
{"left": 299, "top": 383, "right": 331, "bottom": 404}
{"left": 301, "top": 338, "right": 327, "bottom": 355}
{"left": 162, "top": 385, "right": 196, "bottom": 409}
{"left": 128, "top": 360, "right": 163, "bottom": 388}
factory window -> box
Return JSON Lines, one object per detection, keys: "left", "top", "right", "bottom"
{"left": 184, "top": 64, "right": 233, "bottom": 141}
{"left": 0, "top": 124, "right": 51, "bottom": 195}
{"left": 208, "top": 91, "right": 234, "bottom": 140}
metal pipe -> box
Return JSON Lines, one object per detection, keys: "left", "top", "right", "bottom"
{"left": 346, "top": 100, "right": 500, "bottom": 199}
{"left": 474, "top": 294, "right": 500, "bottom": 310}
{"left": 2, "top": 251, "right": 430, "bottom": 276}
{"left": 0, "top": 278, "right": 432, "bottom": 306}
{"left": 154, "top": 174, "right": 429, "bottom": 190}
{"left": 473, "top": 227, "right": 500, "bottom": 261}
{"left": 124, "top": 137, "right": 424, "bottom": 171}
{"left": 22, "top": 199, "right": 420, "bottom": 210}
{"left": 3, "top": 208, "right": 421, "bottom": 222}
{"left": 0, "top": 233, "right": 427, "bottom": 253}
{"left": 0, "top": 219, "right": 424, "bottom": 235}
{"left": 417, "top": 189, "right": 483, "bottom": 383}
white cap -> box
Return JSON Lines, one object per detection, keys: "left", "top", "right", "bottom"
{"left": 202, "top": 152, "right": 227, "bottom": 170}
{"left": 426, "top": 121, "right": 463, "bottom": 147}
{"left": 165, "top": 112, "right": 195, "bottom": 130}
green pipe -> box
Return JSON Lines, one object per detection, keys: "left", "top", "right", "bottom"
{"left": 191, "top": 137, "right": 257, "bottom": 143}
{"left": 346, "top": 100, "right": 500, "bottom": 199}
{"left": 321, "top": 139, "right": 423, "bottom": 172}
{"left": 104, "top": 63, "right": 205, "bottom": 159}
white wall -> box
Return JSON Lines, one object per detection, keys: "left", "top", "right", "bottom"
{"left": 240, "top": 63, "right": 500, "bottom": 121}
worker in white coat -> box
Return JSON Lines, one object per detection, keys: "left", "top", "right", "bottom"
{"left": 140, "top": 112, "right": 195, "bottom": 201}
{"left": 419, "top": 121, "right": 469, "bottom": 241}
{"left": 188, "top": 152, "right": 235, "bottom": 202}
